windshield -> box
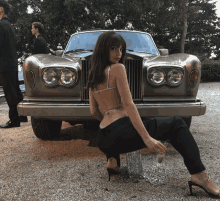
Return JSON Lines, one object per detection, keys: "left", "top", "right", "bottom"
{"left": 65, "top": 31, "right": 159, "bottom": 55}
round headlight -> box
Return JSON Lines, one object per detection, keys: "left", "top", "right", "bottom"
{"left": 60, "top": 69, "right": 77, "bottom": 87}
{"left": 148, "top": 69, "right": 165, "bottom": 86}
{"left": 42, "top": 68, "right": 59, "bottom": 87}
{"left": 167, "top": 69, "right": 183, "bottom": 86}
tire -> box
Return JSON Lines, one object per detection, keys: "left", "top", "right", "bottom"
{"left": 181, "top": 116, "right": 192, "bottom": 128}
{"left": 31, "top": 117, "right": 62, "bottom": 140}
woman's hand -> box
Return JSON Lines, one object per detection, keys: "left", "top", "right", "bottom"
{"left": 144, "top": 137, "right": 166, "bottom": 155}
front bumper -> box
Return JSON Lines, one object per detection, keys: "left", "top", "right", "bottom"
{"left": 17, "top": 99, "right": 206, "bottom": 121}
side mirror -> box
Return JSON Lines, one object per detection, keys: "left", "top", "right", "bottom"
{"left": 55, "top": 50, "right": 64, "bottom": 57}
{"left": 159, "top": 49, "right": 169, "bottom": 56}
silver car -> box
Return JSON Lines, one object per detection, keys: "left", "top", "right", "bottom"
{"left": 18, "top": 30, "right": 206, "bottom": 140}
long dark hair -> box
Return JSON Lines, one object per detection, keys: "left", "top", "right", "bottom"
{"left": 86, "top": 31, "right": 126, "bottom": 90}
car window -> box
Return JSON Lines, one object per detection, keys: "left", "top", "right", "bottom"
{"left": 120, "top": 32, "right": 158, "bottom": 54}
{"left": 65, "top": 31, "right": 159, "bottom": 55}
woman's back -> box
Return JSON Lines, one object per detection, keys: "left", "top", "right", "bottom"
{"left": 90, "top": 64, "right": 129, "bottom": 128}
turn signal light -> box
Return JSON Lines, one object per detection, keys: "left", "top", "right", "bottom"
{"left": 26, "top": 70, "right": 35, "bottom": 89}
{"left": 189, "top": 70, "right": 199, "bottom": 88}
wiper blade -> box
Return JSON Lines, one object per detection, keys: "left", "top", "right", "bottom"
{"left": 65, "top": 49, "right": 93, "bottom": 54}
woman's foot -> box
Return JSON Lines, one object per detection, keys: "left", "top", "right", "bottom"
{"left": 106, "top": 157, "right": 118, "bottom": 169}
{"left": 106, "top": 157, "right": 120, "bottom": 181}
{"left": 191, "top": 172, "right": 219, "bottom": 196}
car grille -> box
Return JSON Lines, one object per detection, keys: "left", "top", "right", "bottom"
{"left": 82, "top": 59, "right": 143, "bottom": 100}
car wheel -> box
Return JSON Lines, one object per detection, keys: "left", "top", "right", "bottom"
{"left": 181, "top": 116, "right": 192, "bottom": 128}
{"left": 31, "top": 117, "right": 62, "bottom": 140}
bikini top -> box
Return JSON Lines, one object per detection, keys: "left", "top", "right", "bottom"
{"left": 93, "top": 65, "right": 124, "bottom": 115}
{"left": 94, "top": 66, "right": 116, "bottom": 93}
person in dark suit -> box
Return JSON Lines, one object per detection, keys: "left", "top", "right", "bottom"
{"left": 31, "top": 22, "right": 49, "bottom": 54}
{"left": 0, "top": 0, "right": 28, "bottom": 128}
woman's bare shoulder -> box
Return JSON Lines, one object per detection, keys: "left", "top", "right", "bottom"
{"left": 111, "top": 63, "right": 126, "bottom": 74}
{"left": 111, "top": 63, "right": 125, "bottom": 68}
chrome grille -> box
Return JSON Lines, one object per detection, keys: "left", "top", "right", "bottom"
{"left": 125, "top": 59, "right": 142, "bottom": 100}
{"left": 82, "top": 60, "right": 90, "bottom": 100}
{"left": 82, "top": 59, "right": 143, "bottom": 100}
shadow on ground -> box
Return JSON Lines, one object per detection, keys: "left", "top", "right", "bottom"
{"left": 50, "top": 121, "right": 99, "bottom": 148}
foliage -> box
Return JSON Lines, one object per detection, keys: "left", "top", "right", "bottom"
{"left": 201, "top": 60, "right": 220, "bottom": 82}
{"left": 186, "top": 0, "right": 220, "bottom": 58}
{"left": 7, "top": 0, "right": 32, "bottom": 58}
{"left": 5, "top": 0, "right": 220, "bottom": 60}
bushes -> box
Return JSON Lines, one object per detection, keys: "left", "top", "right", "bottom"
{"left": 201, "top": 60, "right": 220, "bottom": 83}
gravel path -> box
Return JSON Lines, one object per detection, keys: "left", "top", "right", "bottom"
{"left": 0, "top": 82, "right": 220, "bottom": 200}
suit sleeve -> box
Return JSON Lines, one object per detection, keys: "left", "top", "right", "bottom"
{"left": 0, "top": 24, "right": 4, "bottom": 48}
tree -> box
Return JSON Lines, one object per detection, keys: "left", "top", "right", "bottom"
{"left": 8, "top": 0, "right": 33, "bottom": 58}
{"left": 180, "top": 0, "right": 189, "bottom": 53}
{"left": 6, "top": 0, "right": 220, "bottom": 59}
{"left": 186, "top": 0, "right": 220, "bottom": 59}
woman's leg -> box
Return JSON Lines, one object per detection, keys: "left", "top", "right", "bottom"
{"left": 97, "top": 116, "right": 219, "bottom": 195}
{"left": 97, "top": 117, "right": 157, "bottom": 166}
{"left": 97, "top": 116, "right": 205, "bottom": 174}
{"left": 152, "top": 116, "right": 205, "bottom": 174}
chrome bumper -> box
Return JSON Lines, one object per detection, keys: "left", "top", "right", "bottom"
{"left": 17, "top": 99, "right": 206, "bottom": 121}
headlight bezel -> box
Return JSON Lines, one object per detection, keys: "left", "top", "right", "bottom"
{"left": 60, "top": 69, "right": 78, "bottom": 87}
{"left": 147, "top": 67, "right": 184, "bottom": 87}
{"left": 167, "top": 69, "right": 184, "bottom": 86}
{"left": 147, "top": 69, "right": 165, "bottom": 86}
{"left": 42, "top": 68, "right": 59, "bottom": 87}
{"left": 41, "top": 67, "right": 78, "bottom": 88}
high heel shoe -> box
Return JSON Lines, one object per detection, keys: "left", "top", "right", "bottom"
{"left": 116, "top": 155, "right": 121, "bottom": 168}
{"left": 188, "top": 176, "right": 220, "bottom": 198}
{"left": 106, "top": 156, "right": 121, "bottom": 181}
{"left": 107, "top": 167, "right": 120, "bottom": 181}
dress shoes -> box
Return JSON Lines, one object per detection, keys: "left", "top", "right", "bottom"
{"left": 0, "top": 119, "right": 20, "bottom": 128}
{"left": 19, "top": 116, "right": 28, "bottom": 122}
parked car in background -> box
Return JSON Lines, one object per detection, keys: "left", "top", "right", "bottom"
{"left": 0, "top": 58, "right": 25, "bottom": 91}
{"left": 18, "top": 62, "right": 25, "bottom": 91}
{"left": 17, "top": 30, "right": 206, "bottom": 140}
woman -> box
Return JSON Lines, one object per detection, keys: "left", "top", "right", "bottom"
{"left": 86, "top": 31, "right": 219, "bottom": 198}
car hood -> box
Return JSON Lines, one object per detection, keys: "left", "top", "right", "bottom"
{"left": 68, "top": 52, "right": 199, "bottom": 67}
{"left": 26, "top": 54, "right": 80, "bottom": 68}
{"left": 27, "top": 52, "right": 200, "bottom": 69}
{"left": 145, "top": 53, "right": 200, "bottom": 67}
{"left": 64, "top": 51, "right": 158, "bottom": 60}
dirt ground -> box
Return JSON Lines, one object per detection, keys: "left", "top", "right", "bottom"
{"left": 0, "top": 82, "right": 220, "bottom": 200}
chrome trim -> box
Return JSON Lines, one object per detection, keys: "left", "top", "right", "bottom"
{"left": 147, "top": 66, "right": 184, "bottom": 87}
{"left": 125, "top": 59, "right": 142, "bottom": 99}
{"left": 41, "top": 68, "right": 59, "bottom": 87}
{"left": 41, "top": 67, "right": 79, "bottom": 88}
{"left": 147, "top": 69, "right": 166, "bottom": 86}
{"left": 167, "top": 69, "right": 184, "bottom": 86}
{"left": 81, "top": 60, "right": 90, "bottom": 100}
{"left": 60, "top": 69, "right": 78, "bottom": 87}
{"left": 17, "top": 100, "right": 206, "bottom": 118}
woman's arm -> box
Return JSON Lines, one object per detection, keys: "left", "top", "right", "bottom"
{"left": 114, "top": 64, "right": 166, "bottom": 153}
{"left": 89, "top": 89, "right": 104, "bottom": 121}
